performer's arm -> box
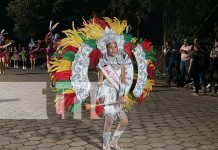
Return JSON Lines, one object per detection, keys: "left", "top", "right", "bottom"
{"left": 121, "top": 64, "right": 126, "bottom": 83}
{"left": 98, "top": 70, "right": 104, "bottom": 87}
{"left": 118, "top": 64, "right": 126, "bottom": 105}
{"left": 0, "top": 41, "right": 12, "bottom": 48}
{"left": 97, "top": 69, "right": 105, "bottom": 103}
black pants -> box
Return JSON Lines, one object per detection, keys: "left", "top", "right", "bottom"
{"left": 168, "top": 56, "right": 180, "bottom": 82}
{"left": 192, "top": 69, "right": 205, "bottom": 93}
{"left": 211, "top": 58, "right": 218, "bottom": 93}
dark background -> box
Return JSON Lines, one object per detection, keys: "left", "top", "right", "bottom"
{"left": 0, "top": 0, "right": 218, "bottom": 46}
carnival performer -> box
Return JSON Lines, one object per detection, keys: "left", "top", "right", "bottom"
{"left": 28, "top": 38, "right": 37, "bottom": 70}
{"left": 20, "top": 47, "right": 27, "bottom": 69}
{"left": 44, "top": 21, "right": 59, "bottom": 68}
{"left": 0, "top": 41, "right": 13, "bottom": 74}
{"left": 11, "top": 46, "right": 19, "bottom": 68}
{"left": 29, "top": 48, "right": 37, "bottom": 70}
{"left": 4, "top": 47, "right": 10, "bottom": 68}
{"left": 45, "top": 21, "right": 59, "bottom": 45}
{"left": 48, "top": 17, "right": 156, "bottom": 150}
{"left": 44, "top": 44, "right": 52, "bottom": 69}
{"left": 97, "top": 40, "right": 128, "bottom": 150}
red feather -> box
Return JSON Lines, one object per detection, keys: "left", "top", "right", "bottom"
{"left": 63, "top": 93, "right": 76, "bottom": 108}
{"left": 92, "top": 16, "right": 110, "bottom": 29}
{"left": 95, "top": 100, "right": 104, "bottom": 117}
{"left": 141, "top": 40, "right": 152, "bottom": 51}
{"left": 64, "top": 45, "right": 78, "bottom": 53}
{"left": 57, "top": 46, "right": 78, "bottom": 59}
{"left": 138, "top": 94, "right": 144, "bottom": 105}
{"left": 147, "top": 63, "right": 155, "bottom": 79}
{"left": 52, "top": 70, "right": 71, "bottom": 81}
{"left": 89, "top": 49, "right": 102, "bottom": 69}
{"left": 124, "top": 43, "right": 133, "bottom": 58}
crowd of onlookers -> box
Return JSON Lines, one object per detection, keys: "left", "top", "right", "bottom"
{"left": 162, "top": 38, "right": 218, "bottom": 96}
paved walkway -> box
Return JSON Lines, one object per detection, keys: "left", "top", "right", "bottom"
{"left": 0, "top": 68, "right": 218, "bottom": 150}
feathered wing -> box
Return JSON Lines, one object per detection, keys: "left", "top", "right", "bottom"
{"left": 48, "top": 16, "right": 156, "bottom": 116}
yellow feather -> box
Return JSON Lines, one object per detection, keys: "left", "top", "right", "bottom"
{"left": 124, "top": 93, "right": 135, "bottom": 111}
{"left": 58, "top": 22, "right": 83, "bottom": 48}
{"left": 64, "top": 89, "right": 74, "bottom": 94}
{"left": 103, "top": 17, "right": 127, "bottom": 34}
{"left": 49, "top": 59, "right": 71, "bottom": 73}
{"left": 79, "top": 21, "right": 103, "bottom": 39}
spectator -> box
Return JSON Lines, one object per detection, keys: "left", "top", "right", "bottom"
{"left": 210, "top": 39, "right": 218, "bottom": 95}
{"left": 162, "top": 41, "right": 171, "bottom": 72}
{"left": 188, "top": 38, "right": 206, "bottom": 96}
{"left": 167, "top": 39, "right": 181, "bottom": 85}
{"left": 179, "top": 39, "right": 192, "bottom": 85}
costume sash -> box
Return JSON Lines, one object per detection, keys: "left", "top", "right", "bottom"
{"left": 98, "top": 65, "right": 120, "bottom": 91}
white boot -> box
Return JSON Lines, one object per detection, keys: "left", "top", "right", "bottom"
{"left": 103, "top": 132, "right": 112, "bottom": 150}
{"left": 110, "top": 130, "right": 124, "bottom": 150}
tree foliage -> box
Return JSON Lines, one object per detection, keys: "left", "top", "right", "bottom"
{"left": 162, "top": 0, "right": 218, "bottom": 42}
{"left": 7, "top": 0, "right": 153, "bottom": 41}
{"left": 4, "top": 0, "right": 218, "bottom": 43}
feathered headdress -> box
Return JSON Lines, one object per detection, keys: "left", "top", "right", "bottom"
{"left": 28, "top": 38, "right": 36, "bottom": 49}
{"left": 49, "top": 20, "right": 59, "bottom": 32}
{"left": 0, "top": 29, "right": 7, "bottom": 42}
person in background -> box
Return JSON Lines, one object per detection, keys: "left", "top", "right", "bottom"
{"left": 179, "top": 39, "right": 192, "bottom": 85}
{"left": 188, "top": 38, "right": 206, "bottom": 96}
{"left": 210, "top": 39, "right": 218, "bottom": 96}
{"left": 4, "top": 47, "right": 10, "bottom": 68}
{"left": 0, "top": 41, "right": 13, "bottom": 74}
{"left": 162, "top": 41, "right": 171, "bottom": 73}
{"left": 11, "top": 46, "right": 19, "bottom": 68}
{"left": 167, "top": 39, "right": 181, "bottom": 85}
{"left": 20, "top": 47, "right": 27, "bottom": 69}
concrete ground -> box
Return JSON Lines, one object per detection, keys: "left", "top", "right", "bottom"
{"left": 0, "top": 68, "right": 217, "bottom": 150}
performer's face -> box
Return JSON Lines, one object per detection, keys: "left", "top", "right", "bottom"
{"left": 107, "top": 42, "right": 118, "bottom": 57}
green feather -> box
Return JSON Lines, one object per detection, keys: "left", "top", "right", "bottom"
{"left": 52, "top": 52, "right": 59, "bottom": 58}
{"left": 137, "top": 37, "right": 143, "bottom": 44}
{"left": 78, "top": 34, "right": 97, "bottom": 49}
{"left": 144, "top": 51, "right": 157, "bottom": 62}
{"left": 84, "top": 39, "right": 97, "bottom": 49}
{"left": 70, "top": 101, "right": 81, "bottom": 113}
{"left": 57, "top": 89, "right": 69, "bottom": 94}
{"left": 61, "top": 51, "right": 75, "bottom": 62}
{"left": 55, "top": 80, "right": 72, "bottom": 89}
{"left": 79, "top": 34, "right": 87, "bottom": 41}
{"left": 123, "top": 33, "right": 133, "bottom": 43}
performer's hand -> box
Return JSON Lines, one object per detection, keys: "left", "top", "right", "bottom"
{"left": 97, "top": 82, "right": 103, "bottom": 87}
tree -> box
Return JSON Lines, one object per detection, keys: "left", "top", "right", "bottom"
{"left": 7, "top": 0, "right": 108, "bottom": 41}
{"left": 7, "top": 0, "right": 50, "bottom": 41}
{"left": 162, "top": 0, "right": 218, "bottom": 43}
{"left": 99, "top": 0, "right": 153, "bottom": 37}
